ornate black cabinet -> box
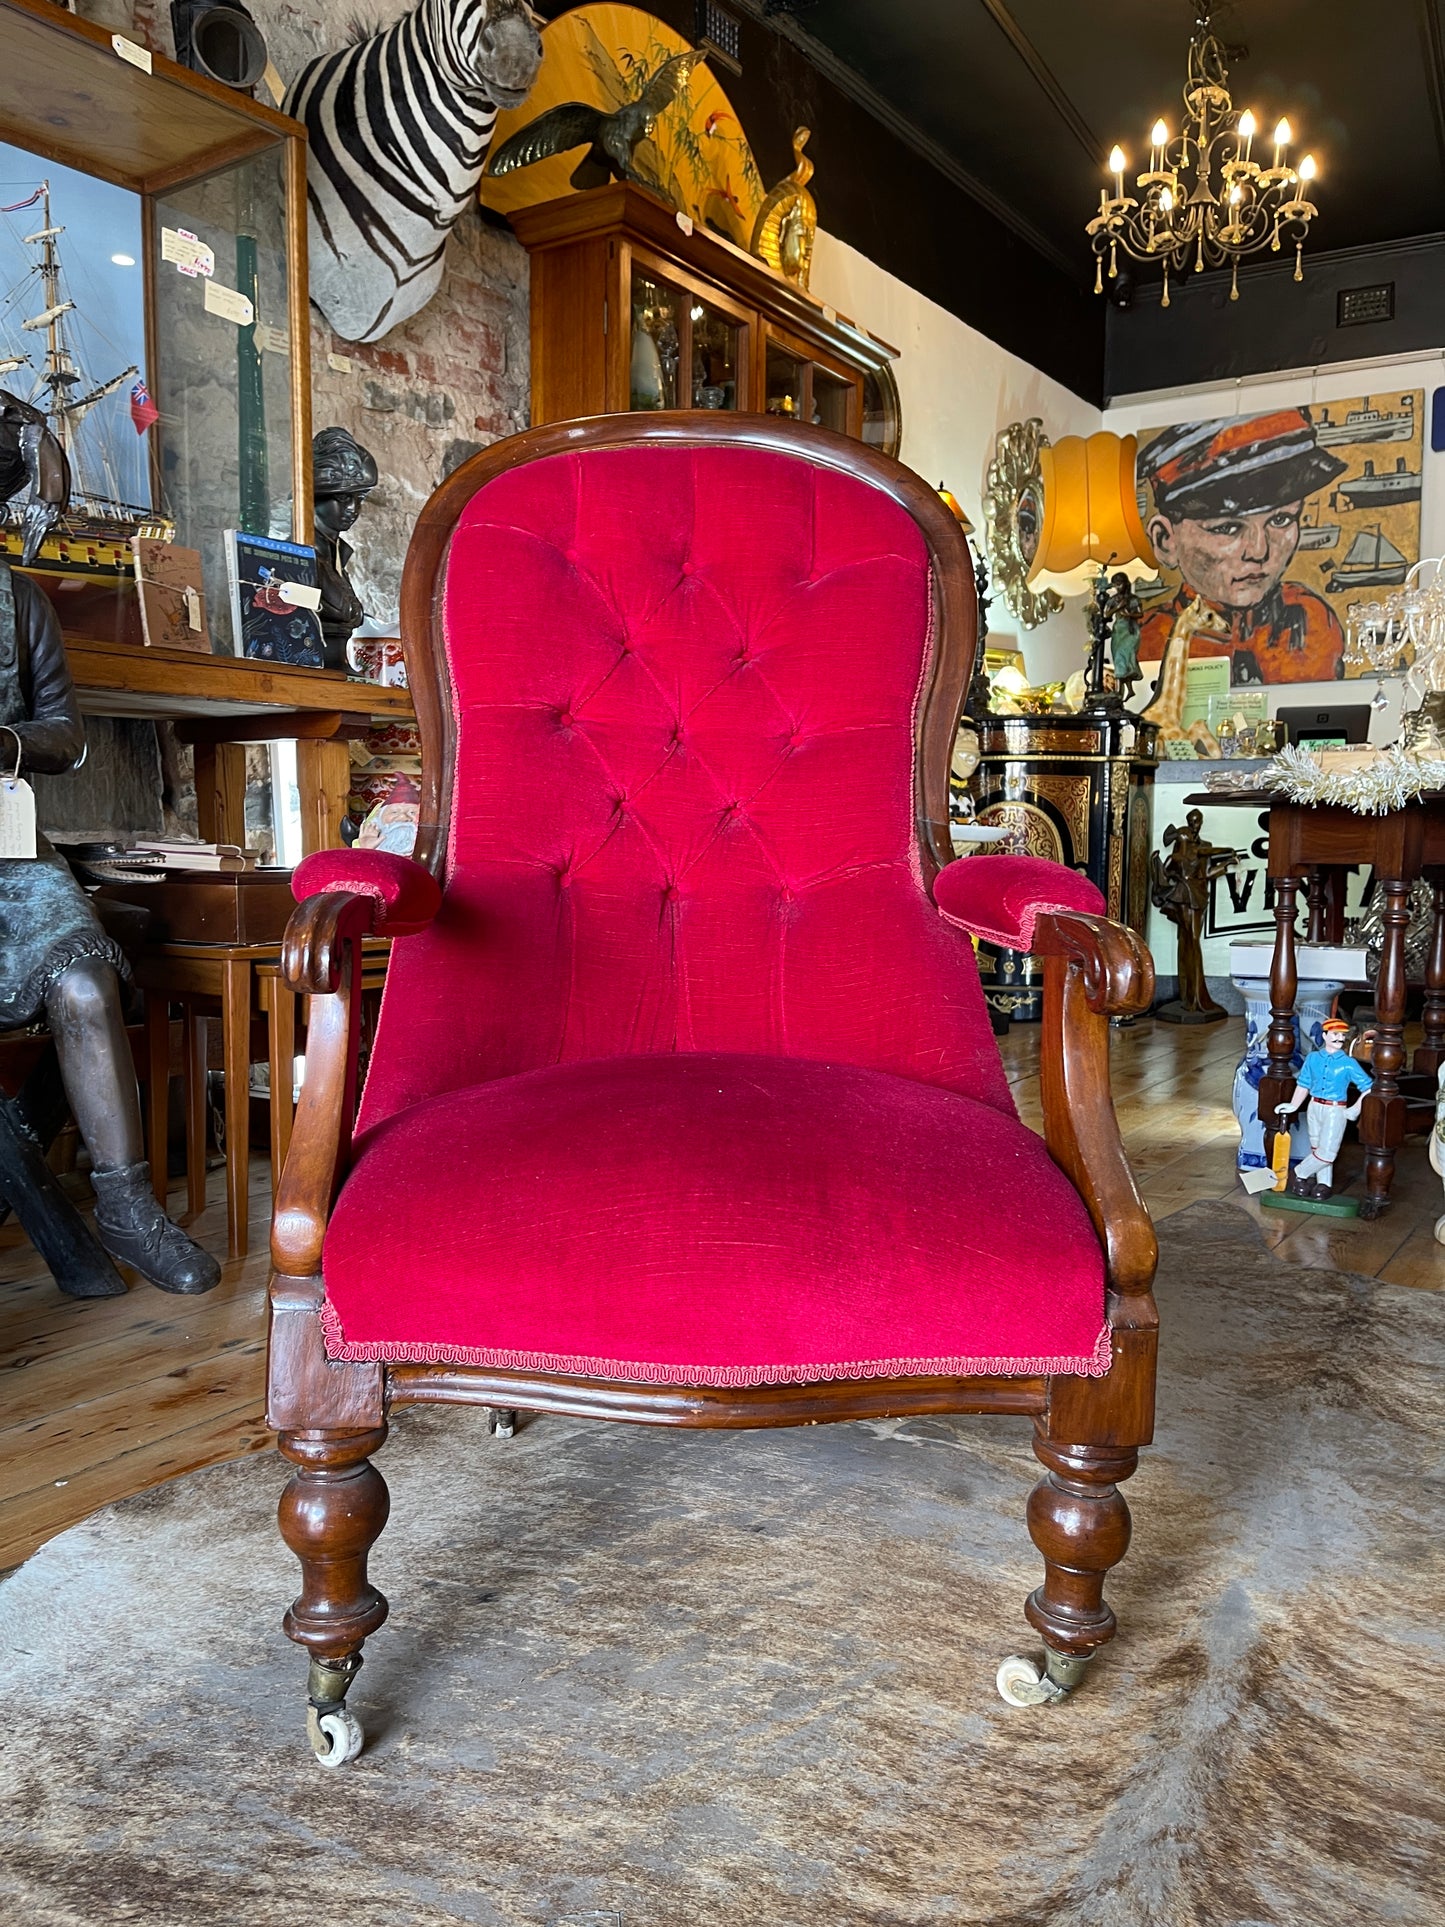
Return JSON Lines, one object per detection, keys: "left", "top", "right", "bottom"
{"left": 970, "top": 713, "right": 1154, "bottom": 1023}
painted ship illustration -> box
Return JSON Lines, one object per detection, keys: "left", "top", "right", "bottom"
{"left": 1325, "top": 525, "right": 1409, "bottom": 593}
{"left": 1332, "top": 456, "right": 1422, "bottom": 510}
{"left": 0, "top": 181, "right": 171, "bottom": 577}
{"left": 1310, "top": 395, "right": 1416, "bottom": 447}
{"left": 1297, "top": 506, "right": 1340, "bottom": 550}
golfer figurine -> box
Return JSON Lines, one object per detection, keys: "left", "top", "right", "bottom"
{"left": 1274, "top": 1018, "right": 1372, "bottom": 1199}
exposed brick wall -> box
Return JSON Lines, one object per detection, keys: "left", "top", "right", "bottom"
{"left": 83, "top": 0, "right": 532, "bottom": 628}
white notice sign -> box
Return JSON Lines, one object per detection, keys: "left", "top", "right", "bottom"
{"left": 204, "top": 280, "right": 255, "bottom": 327}
{"left": 0, "top": 777, "right": 37, "bottom": 859}
{"left": 160, "top": 228, "right": 215, "bottom": 280}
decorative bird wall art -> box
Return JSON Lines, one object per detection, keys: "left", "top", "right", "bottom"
{"left": 488, "top": 47, "right": 709, "bottom": 192}
{"left": 750, "top": 126, "right": 817, "bottom": 290}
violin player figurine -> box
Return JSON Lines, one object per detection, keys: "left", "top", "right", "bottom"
{"left": 0, "top": 390, "right": 218, "bottom": 1296}
{"left": 312, "top": 426, "right": 379, "bottom": 672}
{"left": 1274, "top": 1017, "right": 1372, "bottom": 1200}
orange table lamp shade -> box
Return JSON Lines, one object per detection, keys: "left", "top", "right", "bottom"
{"left": 1026, "top": 432, "right": 1156, "bottom": 598}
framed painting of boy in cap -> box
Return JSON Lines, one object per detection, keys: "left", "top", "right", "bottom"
{"left": 1135, "top": 392, "right": 1423, "bottom": 685}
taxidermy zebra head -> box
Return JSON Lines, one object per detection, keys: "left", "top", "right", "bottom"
{"left": 290, "top": 0, "right": 544, "bottom": 345}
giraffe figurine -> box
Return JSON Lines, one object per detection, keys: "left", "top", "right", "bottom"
{"left": 1138, "top": 595, "right": 1232, "bottom": 749}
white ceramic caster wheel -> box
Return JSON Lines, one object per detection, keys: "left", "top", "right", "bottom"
{"left": 488, "top": 1408, "right": 516, "bottom": 1438}
{"left": 308, "top": 1704, "right": 364, "bottom": 1768}
{"left": 996, "top": 1655, "right": 1064, "bottom": 1707}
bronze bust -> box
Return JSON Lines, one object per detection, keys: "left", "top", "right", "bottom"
{"left": 312, "top": 427, "right": 379, "bottom": 671}
{"left": 0, "top": 390, "right": 218, "bottom": 1294}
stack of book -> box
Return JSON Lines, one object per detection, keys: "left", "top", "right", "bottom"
{"left": 76, "top": 841, "right": 262, "bottom": 884}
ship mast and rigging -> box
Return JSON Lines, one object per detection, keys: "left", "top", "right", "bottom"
{"left": 0, "top": 180, "right": 164, "bottom": 540}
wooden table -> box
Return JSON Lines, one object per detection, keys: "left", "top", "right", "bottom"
{"left": 1243, "top": 795, "right": 1445, "bottom": 1216}
{"left": 141, "top": 936, "right": 392, "bottom": 1259}
{"left": 64, "top": 636, "right": 415, "bottom": 855}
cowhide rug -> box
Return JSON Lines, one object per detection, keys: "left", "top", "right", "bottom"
{"left": 1, "top": 1203, "right": 1441, "bottom": 1926}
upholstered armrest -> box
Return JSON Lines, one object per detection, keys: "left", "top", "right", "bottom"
{"left": 272, "top": 853, "right": 440, "bottom": 1277}
{"left": 292, "top": 849, "right": 442, "bottom": 937}
{"left": 932, "top": 855, "right": 1105, "bottom": 950}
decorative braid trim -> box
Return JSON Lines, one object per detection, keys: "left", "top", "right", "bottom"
{"left": 318, "top": 1296, "right": 1113, "bottom": 1384}
{"left": 936, "top": 901, "right": 1082, "bottom": 952}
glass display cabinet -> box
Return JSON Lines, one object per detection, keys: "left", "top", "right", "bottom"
{"left": 0, "top": 0, "right": 311, "bottom": 652}
{"left": 511, "top": 182, "right": 901, "bottom": 451}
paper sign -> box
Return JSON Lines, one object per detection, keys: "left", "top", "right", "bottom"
{"left": 161, "top": 228, "right": 215, "bottom": 280}
{"left": 111, "top": 34, "right": 153, "bottom": 75}
{"left": 0, "top": 777, "right": 37, "bottom": 859}
{"left": 254, "top": 323, "right": 289, "bottom": 355}
{"left": 276, "top": 580, "right": 323, "bottom": 611}
{"left": 204, "top": 280, "right": 255, "bottom": 327}
{"left": 326, "top": 352, "right": 353, "bottom": 374}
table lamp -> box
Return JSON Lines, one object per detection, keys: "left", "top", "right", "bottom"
{"left": 1025, "top": 432, "right": 1156, "bottom": 718}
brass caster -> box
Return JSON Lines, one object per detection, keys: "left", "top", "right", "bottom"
{"left": 486, "top": 1407, "right": 517, "bottom": 1438}
{"left": 307, "top": 1703, "right": 364, "bottom": 1768}
{"left": 306, "top": 1652, "right": 364, "bottom": 1768}
{"left": 996, "top": 1646, "right": 1092, "bottom": 1707}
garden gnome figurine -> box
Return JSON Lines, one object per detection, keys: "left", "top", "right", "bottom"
{"left": 1274, "top": 1018, "right": 1372, "bottom": 1199}
{"left": 312, "top": 426, "right": 379, "bottom": 671}
{"left": 0, "top": 390, "right": 218, "bottom": 1296}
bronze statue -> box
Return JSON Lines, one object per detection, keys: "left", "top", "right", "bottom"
{"left": 0, "top": 390, "right": 218, "bottom": 1295}
{"left": 487, "top": 49, "right": 707, "bottom": 193}
{"left": 312, "top": 427, "right": 378, "bottom": 672}
{"left": 1148, "top": 808, "right": 1239, "bottom": 1024}
{"left": 1103, "top": 570, "right": 1144, "bottom": 701}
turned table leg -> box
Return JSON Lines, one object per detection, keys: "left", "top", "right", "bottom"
{"left": 1359, "top": 876, "right": 1411, "bottom": 1217}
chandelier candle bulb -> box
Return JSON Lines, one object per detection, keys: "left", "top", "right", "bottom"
{"left": 1273, "top": 118, "right": 1291, "bottom": 167}
{"left": 1238, "top": 109, "right": 1256, "bottom": 159}
{"left": 1110, "top": 145, "right": 1126, "bottom": 196}
{"left": 1151, "top": 119, "right": 1169, "bottom": 169}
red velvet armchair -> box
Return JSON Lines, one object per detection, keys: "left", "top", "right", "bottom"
{"left": 268, "top": 414, "right": 1158, "bottom": 1768}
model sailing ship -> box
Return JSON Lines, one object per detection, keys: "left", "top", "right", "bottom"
{"left": 0, "top": 182, "right": 171, "bottom": 577}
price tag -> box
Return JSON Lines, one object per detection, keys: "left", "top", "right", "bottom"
{"left": 327, "top": 352, "right": 354, "bottom": 374}
{"left": 184, "top": 586, "right": 203, "bottom": 632}
{"left": 0, "top": 777, "right": 37, "bottom": 859}
{"left": 161, "top": 227, "right": 215, "bottom": 280}
{"left": 111, "top": 34, "right": 153, "bottom": 75}
{"left": 675, "top": 211, "right": 694, "bottom": 236}
{"left": 276, "top": 581, "right": 322, "bottom": 611}
{"left": 254, "top": 323, "right": 289, "bottom": 356}
{"left": 204, "top": 280, "right": 255, "bottom": 326}
{"left": 262, "top": 60, "right": 285, "bottom": 106}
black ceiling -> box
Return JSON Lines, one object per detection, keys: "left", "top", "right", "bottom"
{"left": 758, "top": 0, "right": 1445, "bottom": 274}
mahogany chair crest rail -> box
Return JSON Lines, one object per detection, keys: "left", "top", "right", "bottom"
{"left": 265, "top": 413, "right": 1159, "bottom": 1768}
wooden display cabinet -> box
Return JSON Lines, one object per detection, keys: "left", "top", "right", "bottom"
{"left": 511, "top": 182, "right": 901, "bottom": 448}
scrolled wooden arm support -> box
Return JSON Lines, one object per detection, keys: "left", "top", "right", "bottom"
{"left": 1033, "top": 908, "right": 1158, "bottom": 1319}
{"left": 281, "top": 890, "right": 379, "bottom": 996}
{"left": 1033, "top": 909, "right": 1155, "bottom": 1021}
{"left": 271, "top": 893, "right": 377, "bottom": 1278}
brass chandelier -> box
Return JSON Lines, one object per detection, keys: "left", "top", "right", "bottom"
{"left": 1086, "top": 7, "right": 1319, "bottom": 306}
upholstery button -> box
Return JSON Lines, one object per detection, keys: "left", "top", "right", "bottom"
{"left": 779, "top": 886, "right": 794, "bottom": 904}
{"left": 662, "top": 882, "right": 678, "bottom": 901}
{"left": 558, "top": 709, "right": 574, "bottom": 728}
{"left": 681, "top": 560, "right": 695, "bottom": 576}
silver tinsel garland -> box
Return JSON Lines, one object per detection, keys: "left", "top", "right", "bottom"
{"left": 1261, "top": 742, "right": 1445, "bottom": 814}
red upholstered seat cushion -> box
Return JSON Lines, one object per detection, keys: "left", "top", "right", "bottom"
{"left": 321, "top": 1052, "right": 1109, "bottom": 1386}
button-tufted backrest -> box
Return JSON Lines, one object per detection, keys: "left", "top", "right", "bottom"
{"left": 359, "top": 432, "right": 1013, "bottom": 1129}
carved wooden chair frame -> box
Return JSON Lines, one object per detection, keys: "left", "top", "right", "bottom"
{"left": 266, "top": 413, "right": 1158, "bottom": 1766}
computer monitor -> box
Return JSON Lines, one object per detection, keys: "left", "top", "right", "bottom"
{"left": 1275, "top": 703, "right": 1372, "bottom": 749}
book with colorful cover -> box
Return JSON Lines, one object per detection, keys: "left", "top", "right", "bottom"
{"left": 223, "top": 531, "right": 324, "bottom": 666}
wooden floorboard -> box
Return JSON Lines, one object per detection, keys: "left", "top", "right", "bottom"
{"left": 2, "top": 1016, "right": 1441, "bottom": 1572}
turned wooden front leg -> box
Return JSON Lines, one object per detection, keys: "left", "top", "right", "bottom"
{"left": 1415, "top": 876, "right": 1445, "bottom": 1077}
{"left": 278, "top": 1425, "right": 391, "bottom": 1669}
{"left": 1023, "top": 1433, "right": 1138, "bottom": 1659}
{"left": 1258, "top": 873, "right": 1301, "bottom": 1153}
{"left": 1360, "top": 877, "right": 1411, "bottom": 1217}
